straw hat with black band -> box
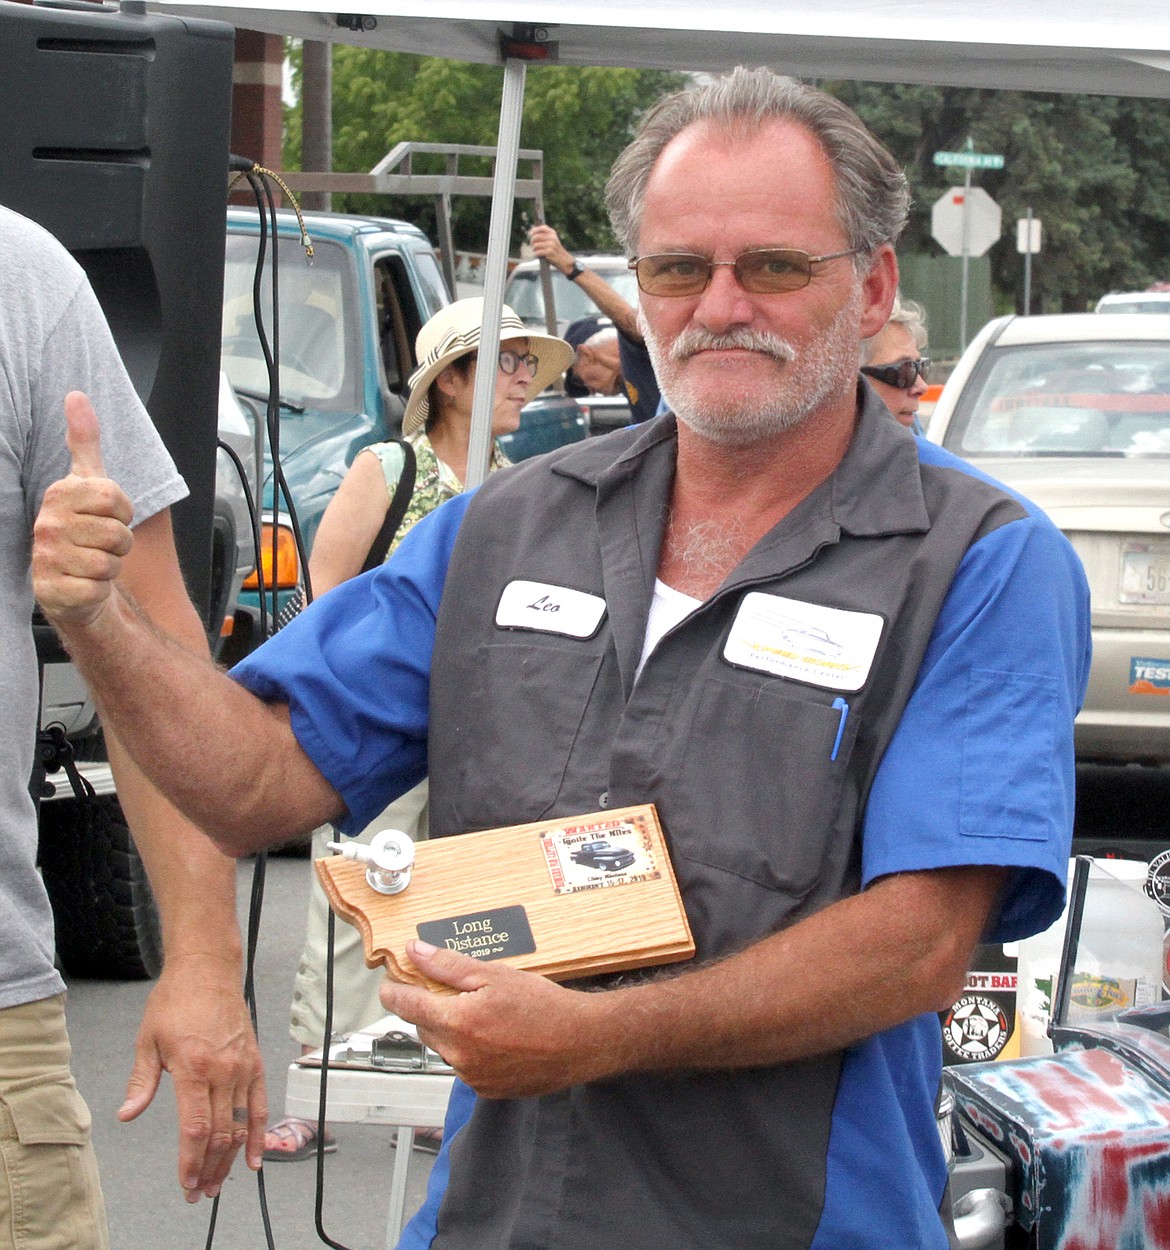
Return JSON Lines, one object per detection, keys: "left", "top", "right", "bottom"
{"left": 403, "top": 298, "right": 574, "bottom": 436}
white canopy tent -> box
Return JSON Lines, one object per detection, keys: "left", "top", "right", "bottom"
{"left": 156, "top": 1, "right": 1170, "bottom": 97}
{"left": 152, "top": 0, "right": 1170, "bottom": 481}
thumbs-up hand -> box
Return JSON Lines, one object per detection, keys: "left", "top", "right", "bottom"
{"left": 32, "top": 391, "right": 136, "bottom": 629}
{"left": 65, "top": 387, "right": 111, "bottom": 480}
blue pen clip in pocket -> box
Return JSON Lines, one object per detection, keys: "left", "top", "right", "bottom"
{"left": 830, "top": 697, "right": 850, "bottom": 762}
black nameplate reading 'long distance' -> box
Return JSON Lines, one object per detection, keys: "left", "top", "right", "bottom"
{"left": 417, "top": 905, "right": 536, "bottom": 963}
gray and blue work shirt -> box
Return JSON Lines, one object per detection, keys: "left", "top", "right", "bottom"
{"left": 234, "top": 386, "right": 1091, "bottom": 1249}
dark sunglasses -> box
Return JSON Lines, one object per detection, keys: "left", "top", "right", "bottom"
{"left": 498, "top": 349, "right": 539, "bottom": 376}
{"left": 860, "top": 357, "right": 931, "bottom": 389}
{"left": 628, "top": 247, "right": 860, "bottom": 297}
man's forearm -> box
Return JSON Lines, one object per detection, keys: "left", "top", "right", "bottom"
{"left": 55, "top": 588, "right": 337, "bottom": 854}
{"left": 528, "top": 224, "right": 642, "bottom": 341}
{"left": 589, "top": 865, "right": 1006, "bottom": 1077}
{"left": 389, "top": 864, "right": 1008, "bottom": 1100}
{"left": 105, "top": 729, "right": 244, "bottom": 963}
{"left": 572, "top": 269, "right": 642, "bottom": 343}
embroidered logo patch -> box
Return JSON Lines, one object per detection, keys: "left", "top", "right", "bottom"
{"left": 723, "top": 592, "right": 883, "bottom": 692}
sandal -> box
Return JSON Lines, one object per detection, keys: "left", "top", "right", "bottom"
{"left": 262, "top": 1115, "right": 338, "bottom": 1162}
{"left": 392, "top": 1126, "right": 443, "bottom": 1155}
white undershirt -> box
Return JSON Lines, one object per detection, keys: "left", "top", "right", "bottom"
{"left": 636, "top": 578, "right": 702, "bottom": 680}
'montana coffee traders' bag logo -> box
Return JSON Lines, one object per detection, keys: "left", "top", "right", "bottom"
{"left": 942, "top": 994, "right": 1011, "bottom": 1062}
{"left": 1147, "top": 849, "right": 1170, "bottom": 918}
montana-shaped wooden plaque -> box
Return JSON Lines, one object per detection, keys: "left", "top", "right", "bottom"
{"left": 315, "top": 804, "right": 694, "bottom": 993}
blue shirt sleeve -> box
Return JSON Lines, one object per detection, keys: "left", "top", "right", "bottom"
{"left": 862, "top": 506, "right": 1092, "bottom": 942}
{"left": 230, "top": 493, "right": 473, "bottom": 835}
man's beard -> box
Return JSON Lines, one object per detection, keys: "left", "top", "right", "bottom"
{"left": 642, "top": 291, "right": 862, "bottom": 448}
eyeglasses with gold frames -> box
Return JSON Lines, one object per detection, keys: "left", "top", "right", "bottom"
{"left": 628, "top": 247, "right": 861, "bottom": 298}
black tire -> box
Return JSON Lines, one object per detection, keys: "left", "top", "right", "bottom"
{"left": 37, "top": 793, "right": 163, "bottom": 980}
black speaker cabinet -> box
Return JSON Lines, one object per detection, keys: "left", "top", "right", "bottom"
{"left": 0, "top": 0, "right": 235, "bottom": 627}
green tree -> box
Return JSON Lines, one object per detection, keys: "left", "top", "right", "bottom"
{"left": 284, "top": 44, "right": 684, "bottom": 253}
{"left": 823, "top": 81, "right": 1170, "bottom": 312}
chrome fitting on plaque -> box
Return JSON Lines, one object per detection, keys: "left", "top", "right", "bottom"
{"left": 327, "top": 829, "right": 415, "bottom": 896}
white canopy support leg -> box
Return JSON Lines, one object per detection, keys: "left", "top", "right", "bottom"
{"left": 466, "top": 55, "right": 526, "bottom": 489}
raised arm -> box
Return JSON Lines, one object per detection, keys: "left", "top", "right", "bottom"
{"left": 529, "top": 224, "right": 643, "bottom": 343}
{"left": 32, "top": 392, "right": 344, "bottom": 855}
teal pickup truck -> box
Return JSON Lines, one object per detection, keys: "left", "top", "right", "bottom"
{"left": 221, "top": 207, "right": 585, "bottom": 652}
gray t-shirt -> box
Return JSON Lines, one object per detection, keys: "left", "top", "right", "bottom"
{"left": 0, "top": 205, "right": 187, "bottom": 1008}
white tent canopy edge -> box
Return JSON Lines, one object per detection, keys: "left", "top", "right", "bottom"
{"left": 153, "top": 1, "right": 1170, "bottom": 96}
{"left": 151, "top": 0, "right": 1170, "bottom": 483}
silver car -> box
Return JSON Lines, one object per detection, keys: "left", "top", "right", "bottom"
{"left": 927, "top": 313, "right": 1170, "bottom": 764}
{"left": 504, "top": 253, "right": 638, "bottom": 337}
{"left": 504, "top": 255, "right": 639, "bottom": 432}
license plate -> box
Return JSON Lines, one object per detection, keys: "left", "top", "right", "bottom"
{"left": 1119, "top": 544, "right": 1170, "bottom": 604}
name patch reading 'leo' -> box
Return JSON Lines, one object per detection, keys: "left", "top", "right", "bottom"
{"left": 495, "top": 580, "right": 607, "bottom": 638}
{"left": 724, "top": 592, "right": 884, "bottom": 692}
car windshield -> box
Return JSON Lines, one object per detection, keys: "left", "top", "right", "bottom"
{"left": 1097, "top": 298, "right": 1170, "bottom": 314}
{"left": 222, "top": 234, "right": 360, "bottom": 411}
{"left": 506, "top": 264, "right": 639, "bottom": 329}
{"left": 943, "top": 341, "right": 1170, "bottom": 457}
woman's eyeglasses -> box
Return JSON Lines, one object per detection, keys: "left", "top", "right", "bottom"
{"left": 860, "top": 357, "right": 930, "bottom": 389}
{"left": 627, "top": 247, "right": 860, "bottom": 297}
{"left": 498, "top": 349, "right": 539, "bottom": 376}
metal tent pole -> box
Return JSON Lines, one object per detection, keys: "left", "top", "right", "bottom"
{"left": 959, "top": 165, "right": 972, "bottom": 352}
{"left": 466, "top": 56, "right": 526, "bottom": 489}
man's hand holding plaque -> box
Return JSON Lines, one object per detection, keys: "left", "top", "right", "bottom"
{"left": 314, "top": 804, "right": 694, "bottom": 993}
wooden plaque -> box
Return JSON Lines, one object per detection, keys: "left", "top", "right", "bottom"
{"left": 315, "top": 803, "right": 694, "bottom": 993}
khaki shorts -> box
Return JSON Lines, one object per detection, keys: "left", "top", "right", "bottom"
{"left": 0, "top": 994, "right": 107, "bottom": 1250}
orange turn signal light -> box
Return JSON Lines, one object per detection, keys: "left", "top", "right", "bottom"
{"left": 241, "top": 523, "right": 300, "bottom": 590}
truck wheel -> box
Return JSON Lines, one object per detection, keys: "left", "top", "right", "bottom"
{"left": 38, "top": 793, "right": 163, "bottom": 980}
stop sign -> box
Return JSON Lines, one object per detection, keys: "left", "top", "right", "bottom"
{"left": 931, "top": 186, "right": 1002, "bottom": 257}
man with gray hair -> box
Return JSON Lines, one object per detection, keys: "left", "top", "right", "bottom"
{"left": 33, "top": 68, "right": 1088, "bottom": 1248}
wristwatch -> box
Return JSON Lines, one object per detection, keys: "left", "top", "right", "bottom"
{"left": 566, "top": 261, "right": 584, "bottom": 281}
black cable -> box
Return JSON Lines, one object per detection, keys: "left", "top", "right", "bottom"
{"left": 247, "top": 169, "right": 282, "bottom": 634}
{"left": 244, "top": 851, "right": 278, "bottom": 1250}
{"left": 241, "top": 168, "right": 315, "bottom": 629}
{"left": 202, "top": 1193, "right": 218, "bottom": 1250}
{"left": 313, "top": 909, "right": 352, "bottom": 1250}
{"left": 216, "top": 439, "right": 265, "bottom": 628}
{"left": 236, "top": 169, "right": 273, "bottom": 641}
{"left": 214, "top": 160, "right": 352, "bottom": 1250}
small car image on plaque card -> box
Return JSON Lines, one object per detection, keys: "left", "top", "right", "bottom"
{"left": 569, "top": 840, "right": 637, "bottom": 873}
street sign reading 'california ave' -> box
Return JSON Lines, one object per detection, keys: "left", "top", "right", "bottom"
{"left": 933, "top": 149, "right": 1005, "bottom": 170}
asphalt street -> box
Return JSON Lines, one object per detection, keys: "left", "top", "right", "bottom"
{"left": 65, "top": 851, "right": 435, "bottom": 1250}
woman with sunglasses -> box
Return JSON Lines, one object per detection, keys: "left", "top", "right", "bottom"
{"left": 263, "top": 299, "right": 571, "bottom": 1163}
{"left": 859, "top": 293, "right": 930, "bottom": 432}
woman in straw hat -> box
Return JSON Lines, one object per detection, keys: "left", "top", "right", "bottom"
{"left": 308, "top": 297, "right": 573, "bottom": 588}
{"left": 263, "top": 297, "right": 572, "bottom": 1162}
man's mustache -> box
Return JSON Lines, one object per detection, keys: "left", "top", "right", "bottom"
{"left": 669, "top": 327, "right": 796, "bottom": 363}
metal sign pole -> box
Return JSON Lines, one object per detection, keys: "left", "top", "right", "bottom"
{"left": 959, "top": 165, "right": 972, "bottom": 352}
{"left": 466, "top": 56, "right": 526, "bottom": 490}
{"left": 1023, "top": 206, "right": 1034, "bottom": 316}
